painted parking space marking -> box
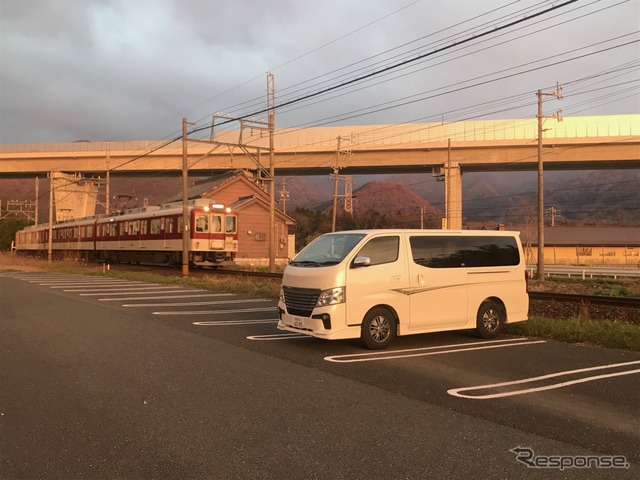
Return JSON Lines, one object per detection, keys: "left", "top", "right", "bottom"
{"left": 80, "top": 289, "right": 206, "bottom": 297}
{"left": 99, "top": 293, "right": 235, "bottom": 302}
{"left": 193, "top": 319, "right": 279, "bottom": 326}
{"left": 154, "top": 307, "right": 277, "bottom": 316}
{"left": 324, "top": 338, "right": 545, "bottom": 363}
{"left": 43, "top": 281, "right": 147, "bottom": 287}
{"left": 55, "top": 283, "right": 156, "bottom": 290}
{"left": 124, "top": 298, "right": 270, "bottom": 307}
{"left": 68, "top": 285, "right": 182, "bottom": 293}
{"left": 447, "top": 360, "right": 640, "bottom": 399}
{"left": 246, "top": 333, "right": 311, "bottom": 341}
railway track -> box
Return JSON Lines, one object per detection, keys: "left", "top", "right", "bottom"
{"left": 120, "top": 265, "right": 640, "bottom": 309}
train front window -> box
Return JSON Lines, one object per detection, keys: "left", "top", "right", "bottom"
{"left": 225, "top": 216, "right": 237, "bottom": 234}
{"left": 212, "top": 215, "right": 222, "bottom": 233}
{"left": 195, "top": 213, "right": 209, "bottom": 233}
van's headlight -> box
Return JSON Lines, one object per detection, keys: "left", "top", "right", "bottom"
{"left": 316, "top": 287, "right": 345, "bottom": 307}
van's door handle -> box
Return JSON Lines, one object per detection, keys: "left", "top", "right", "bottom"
{"left": 391, "top": 275, "right": 401, "bottom": 283}
{"left": 417, "top": 274, "right": 425, "bottom": 286}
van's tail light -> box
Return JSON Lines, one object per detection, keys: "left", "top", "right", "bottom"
{"left": 525, "top": 270, "right": 530, "bottom": 294}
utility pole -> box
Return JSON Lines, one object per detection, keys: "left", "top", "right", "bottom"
{"left": 332, "top": 136, "right": 341, "bottom": 232}
{"left": 279, "top": 179, "right": 290, "bottom": 214}
{"left": 182, "top": 117, "right": 195, "bottom": 277}
{"left": 48, "top": 172, "right": 53, "bottom": 263}
{"left": 106, "top": 142, "right": 110, "bottom": 216}
{"left": 205, "top": 76, "right": 275, "bottom": 269}
{"left": 545, "top": 206, "right": 561, "bottom": 227}
{"left": 446, "top": 138, "right": 451, "bottom": 229}
{"left": 268, "top": 72, "right": 276, "bottom": 273}
{"left": 343, "top": 176, "right": 353, "bottom": 215}
{"left": 536, "top": 84, "right": 563, "bottom": 281}
{"left": 34, "top": 177, "right": 39, "bottom": 225}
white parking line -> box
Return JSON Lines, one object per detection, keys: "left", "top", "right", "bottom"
{"left": 82, "top": 289, "right": 206, "bottom": 297}
{"left": 67, "top": 286, "right": 181, "bottom": 292}
{"left": 447, "top": 360, "right": 640, "bottom": 399}
{"left": 43, "top": 282, "right": 146, "bottom": 287}
{"left": 124, "top": 298, "right": 270, "bottom": 307}
{"left": 193, "top": 319, "right": 279, "bottom": 326}
{"left": 246, "top": 333, "right": 311, "bottom": 341}
{"left": 154, "top": 307, "right": 277, "bottom": 315}
{"left": 99, "top": 293, "right": 235, "bottom": 302}
{"left": 324, "top": 338, "right": 545, "bottom": 363}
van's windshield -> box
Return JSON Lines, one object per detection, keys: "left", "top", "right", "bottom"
{"left": 289, "top": 233, "right": 366, "bottom": 267}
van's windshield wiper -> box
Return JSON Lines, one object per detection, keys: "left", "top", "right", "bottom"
{"left": 290, "top": 259, "right": 341, "bottom": 267}
{"left": 289, "top": 260, "right": 322, "bottom": 267}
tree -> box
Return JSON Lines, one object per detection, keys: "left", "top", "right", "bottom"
{"left": 0, "top": 217, "right": 31, "bottom": 251}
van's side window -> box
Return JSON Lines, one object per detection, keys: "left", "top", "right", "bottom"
{"left": 355, "top": 236, "right": 399, "bottom": 266}
{"left": 410, "top": 235, "right": 520, "bottom": 268}
{"left": 463, "top": 236, "right": 520, "bottom": 267}
{"left": 410, "top": 236, "right": 464, "bottom": 268}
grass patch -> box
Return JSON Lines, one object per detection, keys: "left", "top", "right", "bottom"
{"left": 506, "top": 315, "right": 640, "bottom": 352}
{"left": 50, "top": 263, "right": 283, "bottom": 298}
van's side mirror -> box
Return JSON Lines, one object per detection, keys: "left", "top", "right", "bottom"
{"left": 352, "top": 256, "right": 371, "bottom": 268}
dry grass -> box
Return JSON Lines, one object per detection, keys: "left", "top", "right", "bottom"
{"left": 0, "top": 252, "right": 52, "bottom": 272}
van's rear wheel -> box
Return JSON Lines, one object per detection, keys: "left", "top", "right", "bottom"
{"left": 476, "top": 301, "right": 505, "bottom": 339}
{"left": 361, "top": 307, "right": 396, "bottom": 350}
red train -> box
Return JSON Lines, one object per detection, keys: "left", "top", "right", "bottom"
{"left": 14, "top": 199, "right": 238, "bottom": 267}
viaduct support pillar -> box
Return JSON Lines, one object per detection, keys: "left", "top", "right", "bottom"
{"left": 445, "top": 162, "right": 462, "bottom": 230}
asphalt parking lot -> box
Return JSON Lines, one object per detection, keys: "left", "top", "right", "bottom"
{"left": 1, "top": 272, "right": 638, "bottom": 479}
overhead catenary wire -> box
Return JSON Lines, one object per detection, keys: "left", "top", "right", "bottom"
{"left": 191, "top": 0, "right": 579, "bottom": 135}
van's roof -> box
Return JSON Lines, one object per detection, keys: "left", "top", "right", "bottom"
{"left": 325, "top": 229, "right": 521, "bottom": 236}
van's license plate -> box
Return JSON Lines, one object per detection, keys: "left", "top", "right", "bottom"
{"left": 292, "top": 317, "right": 304, "bottom": 328}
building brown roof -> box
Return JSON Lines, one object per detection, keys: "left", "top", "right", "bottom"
{"left": 520, "top": 226, "right": 640, "bottom": 246}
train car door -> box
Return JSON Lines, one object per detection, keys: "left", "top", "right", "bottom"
{"left": 210, "top": 213, "right": 224, "bottom": 250}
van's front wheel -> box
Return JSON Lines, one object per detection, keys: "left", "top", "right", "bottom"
{"left": 361, "top": 307, "right": 396, "bottom": 350}
{"left": 476, "top": 300, "right": 505, "bottom": 339}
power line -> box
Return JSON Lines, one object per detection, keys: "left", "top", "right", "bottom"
{"left": 192, "top": 0, "right": 578, "bottom": 135}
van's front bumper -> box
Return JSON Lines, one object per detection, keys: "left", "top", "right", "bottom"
{"left": 277, "top": 302, "right": 358, "bottom": 340}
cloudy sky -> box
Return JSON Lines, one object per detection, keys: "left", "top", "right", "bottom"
{"left": 1, "top": 0, "right": 638, "bottom": 144}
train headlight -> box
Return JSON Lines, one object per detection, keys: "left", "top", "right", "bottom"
{"left": 316, "top": 287, "right": 345, "bottom": 307}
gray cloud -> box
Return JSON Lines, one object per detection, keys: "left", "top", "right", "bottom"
{"left": 1, "top": 0, "right": 638, "bottom": 144}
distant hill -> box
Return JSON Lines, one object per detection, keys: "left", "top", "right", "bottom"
{"left": 1, "top": 170, "right": 638, "bottom": 226}
{"left": 349, "top": 181, "right": 440, "bottom": 218}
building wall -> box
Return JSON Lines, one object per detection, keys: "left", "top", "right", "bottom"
{"left": 524, "top": 245, "right": 640, "bottom": 265}
{"left": 200, "top": 178, "right": 291, "bottom": 266}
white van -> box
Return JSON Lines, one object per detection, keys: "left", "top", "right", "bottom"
{"left": 277, "top": 229, "right": 529, "bottom": 349}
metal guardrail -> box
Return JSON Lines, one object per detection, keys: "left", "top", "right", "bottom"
{"left": 527, "top": 265, "right": 640, "bottom": 279}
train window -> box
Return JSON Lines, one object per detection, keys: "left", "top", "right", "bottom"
{"left": 212, "top": 215, "right": 222, "bottom": 233}
{"left": 167, "top": 218, "right": 173, "bottom": 234}
{"left": 87, "top": 226, "right": 93, "bottom": 238}
{"left": 195, "top": 214, "right": 209, "bottom": 233}
{"left": 225, "top": 215, "right": 237, "bottom": 234}
{"left": 141, "top": 220, "right": 147, "bottom": 235}
{"left": 178, "top": 217, "right": 184, "bottom": 233}
{"left": 130, "top": 221, "right": 140, "bottom": 235}
{"left": 151, "top": 219, "right": 161, "bottom": 235}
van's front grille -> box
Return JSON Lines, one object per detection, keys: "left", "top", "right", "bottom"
{"left": 282, "top": 286, "right": 320, "bottom": 317}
